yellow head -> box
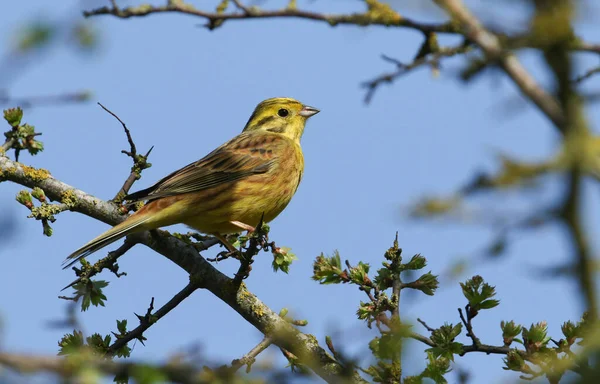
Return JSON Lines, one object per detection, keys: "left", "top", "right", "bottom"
{"left": 243, "top": 97, "right": 319, "bottom": 141}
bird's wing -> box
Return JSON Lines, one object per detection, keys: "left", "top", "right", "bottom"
{"left": 124, "top": 132, "right": 282, "bottom": 202}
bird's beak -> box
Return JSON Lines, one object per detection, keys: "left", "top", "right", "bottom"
{"left": 299, "top": 105, "right": 320, "bottom": 117}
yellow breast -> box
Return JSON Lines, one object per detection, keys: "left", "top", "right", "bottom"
{"left": 183, "top": 138, "right": 304, "bottom": 235}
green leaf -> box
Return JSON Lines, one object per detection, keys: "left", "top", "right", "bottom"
{"left": 427, "top": 323, "right": 463, "bottom": 361}
{"left": 421, "top": 352, "right": 450, "bottom": 384}
{"left": 348, "top": 261, "right": 371, "bottom": 286}
{"left": 271, "top": 246, "right": 297, "bottom": 273}
{"left": 117, "top": 319, "right": 128, "bottom": 334}
{"left": 312, "top": 251, "right": 345, "bottom": 284}
{"left": 460, "top": 275, "right": 499, "bottom": 311}
{"left": 479, "top": 299, "right": 500, "bottom": 309}
{"left": 87, "top": 333, "right": 110, "bottom": 355}
{"left": 3, "top": 107, "right": 23, "bottom": 127}
{"left": 411, "top": 271, "right": 439, "bottom": 296}
{"left": 75, "top": 280, "right": 109, "bottom": 311}
{"left": 373, "top": 266, "right": 393, "bottom": 290}
{"left": 402, "top": 254, "right": 427, "bottom": 271}
{"left": 58, "top": 330, "right": 84, "bottom": 355}
{"left": 357, "top": 301, "right": 375, "bottom": 321}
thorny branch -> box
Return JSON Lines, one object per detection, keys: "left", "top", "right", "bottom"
{"left": 84, "top": 1, "right": 460, "bottom": 33}
{"left": 0, "top": 155, "right": 363, "bottom": 383}
{"left": 458, "top": 306, "right": 481, "bottom": 348}
{"left": 363, "top": 41, "right": 472, "bottom": 103}
{"left": 432, "top": 0, "right": 566, "bottom": 131}
{"left": 61, "top": 239, "right": 138, "bottom": 291}
{"left": 83, "top": 1, "right": 600, "bottom": 104}
{"left": 572, "top": 65, "right": 600, "bottom": 84}
{"left": 107, "top": 282, "right": 199, "bottom": 355}
{"left": 96, "top": 102, "right": 153, "bottom": 201}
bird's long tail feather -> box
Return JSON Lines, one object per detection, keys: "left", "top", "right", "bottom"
{"left": 62, "top": 215, "right": 151, "bottom": 270}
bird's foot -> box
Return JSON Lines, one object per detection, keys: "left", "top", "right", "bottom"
{"left": 230, "top": 220, "right": 256, "bottom": 234}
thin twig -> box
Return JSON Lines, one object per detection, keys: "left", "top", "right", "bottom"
{"left": 84, "top": 2, "right": 460, "bottom": 33}
{"left": 229, "top": 336, "right": 273, "bottom": 373}
{"left": 61, "top": 239, "right": 137, "bottom": 291}
{"left": 417, "top": 318, "right": 435, "bottom": 332}
{"left": 1, "top": 138, "right": 16, "bottom": 153}
{"left": 98, "top": 102, "right": 136, "bottom": 157}
{"left": 364, "top": 44, "right": 472, "bottom": 103}
{"left": 458, "top": 306, "right": 481, "bottom": 347}
{"left": 97, "top": 102, "right": 153, "bottom": 200}
{"left": 107, "top": 281, "right": 199, "bottom": 355}
{"left": 572, "top": 66, "right": 600, "bottom": 84}
{"left": 231, "top": 0, "right": 249, "bottom": 13}
{"left": 433, "top": 0, "right": 566, "bottom": 132}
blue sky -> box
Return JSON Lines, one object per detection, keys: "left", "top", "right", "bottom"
{"left": 1, "top": 0, "right": 600, "bottom": 382}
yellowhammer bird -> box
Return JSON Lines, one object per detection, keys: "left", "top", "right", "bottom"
{"left": 63, "top": 97, "right": 319, "bottom": 269}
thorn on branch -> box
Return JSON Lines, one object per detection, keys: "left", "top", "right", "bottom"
{"left": 97, "top": 102, "right": 153, "bottom": 201}
{"left": 458, "top": 305, "right": 481, "bottom": 347}
{"left": 106, "top": 282, "right": 198, "bottom": 356}
{"left": 61, "top": 239, "right": 135, "bottom": 291}
{"left": 417, "top": 318, "right": 435, "bottom": 332}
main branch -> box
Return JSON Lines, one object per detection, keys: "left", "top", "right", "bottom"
{"left": 0, "top": 155, "right": 362, "bottom": 383}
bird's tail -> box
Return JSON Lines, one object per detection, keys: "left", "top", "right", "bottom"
{"left": 62, "top": 214, "right": 151, "bottom": 270}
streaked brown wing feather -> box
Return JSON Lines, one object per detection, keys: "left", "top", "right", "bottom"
{"left": 125, "top": 132, "right": 281, "bottom": 202}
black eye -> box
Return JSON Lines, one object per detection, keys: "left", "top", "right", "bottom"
{"left": 277, "top": 108, "right": 289, "bottom": 117}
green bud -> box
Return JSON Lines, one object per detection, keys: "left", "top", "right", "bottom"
{"left": 31, "top": 187, "right": 46, "bottom": 202}
{"left": 374, "top": 266, "right": 393, "bottom": 290}
{"left": 58, "top": 330, "right": 85, "bottom": 356}
{"left": 522, "top": 322, "right": 550, "bottom": 352}
{"left": 357, "top": 301, "right": 375, "bottom": 321}
{"left": 271, "top": 246, "right": 296, "bottom": 274}
{"left": 16, "top": 190, "right": 33, "bottom": 208}
{"left": 3, "top": 107, "right": 23, "bottom": 128}
{"left": 501, "top": 320, "right": 523, "bottom": 346}
{"left": 503, "top": 349, "right": 527, "bottom": 372}
{"left": 561, "top": 320, "right": 578, "bottom": 345}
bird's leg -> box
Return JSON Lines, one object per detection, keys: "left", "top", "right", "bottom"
{"left": 229, "top": 220, "right": 256, "bottom": 234}
{"left": 214, "top": 233, "right": 238, "bottom": 254}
